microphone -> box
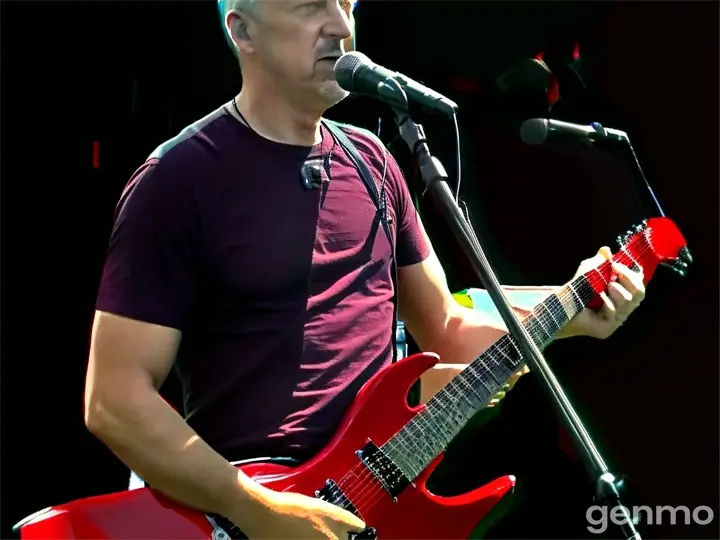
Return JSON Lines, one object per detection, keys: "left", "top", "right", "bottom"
{"left": 520, "top": 118, "right": 628, "bottom": 145}
{"left": 334, "top": 51, "right": 458, "bottom": 117}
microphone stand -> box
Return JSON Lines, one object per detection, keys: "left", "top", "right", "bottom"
{"left": 377, "top": 78, "right": 641, "bottom": 540}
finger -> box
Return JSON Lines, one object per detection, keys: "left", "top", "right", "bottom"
{"left": 341, "top": 513, "right": 366, "bottom": 532}
{"left": 581, "top": 251, "right": 609, "bottom": 272}
{"left": 616, "top": 259, "right": 644, "bottom": 277}
{"left": 607, "top": 281, "right": 633, "bottom": 306}
{"left": 613, "top": 263, "right": 646, "bottom": 300}
{"left": 606, "top": 283, "right": 633, "bottom": 323}
{"left": 598, "top": 291, "right": 616, "bottom": 320}
{"left": 597, "top": 246, "right": 613, "bottom": 261}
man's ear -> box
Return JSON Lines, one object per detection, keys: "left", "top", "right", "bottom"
{"left": 226, "top": 11, "right": 254, "bottom": 55}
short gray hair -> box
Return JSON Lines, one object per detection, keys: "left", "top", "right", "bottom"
{"left": 225, "top": 0, "right": 259, "bottom": 15}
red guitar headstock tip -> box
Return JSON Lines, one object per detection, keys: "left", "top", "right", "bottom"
{"left": 614, "top": 217, "right": 690, "bottom": 281}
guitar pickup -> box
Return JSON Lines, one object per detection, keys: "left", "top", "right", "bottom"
{"left": 356, "top": 440, "right": 411, "bottom": 501}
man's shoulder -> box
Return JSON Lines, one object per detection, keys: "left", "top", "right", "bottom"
{"left": 116, "top": 104, "right": 237, "bottom": 216}
{"left": 124, "top": 104, "right": 241, "bottom": 189}
{"left": 147, "top": 103, "right": 235, "bottom": 164}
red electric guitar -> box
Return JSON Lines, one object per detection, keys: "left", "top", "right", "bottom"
{"left": 16, "top": 217, "right": 690, "bottom": 540}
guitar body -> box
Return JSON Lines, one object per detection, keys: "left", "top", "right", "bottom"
{"left": 18, "top": 352, "right": 516, "bottom": 540}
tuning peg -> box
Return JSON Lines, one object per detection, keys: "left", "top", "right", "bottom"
{"left": 660, "top": 259, "right": 688, "bottom": 277}
{"left": 679, "top": 246, "right": 693, "bottom": 265}
{"left": 673, "top": 262, "right": 688, "bottom": 277}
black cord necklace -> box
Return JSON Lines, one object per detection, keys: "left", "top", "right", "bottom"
{"left": 231, "top": 97, "right": 334, "bottom": 179}
{"left": 232, "top": 98, "right": 256, "bottom": 134}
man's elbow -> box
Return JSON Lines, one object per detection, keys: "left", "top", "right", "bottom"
{"left": 83, "top": 377, "right": 149, "bottom": 439}
{"left": 84, "top": 387, "right": 119, "bottom": 438}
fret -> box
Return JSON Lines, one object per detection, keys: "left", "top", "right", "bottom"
{"left": 383, "top": 275, "right": 603, "bottom": 478}
{"left": 573, "top": 275, "right": 599, "bottom": 307}
{"left": 618, "top": 246, "right": 641, "bottom": 272}
{"left": 525, "top": 316, "right": 551, "bottom": 346}
{"left": 568, "top": 282, "right": 584, "bottom": 309}
{"left": 540, "top": 292, "right": 568, "bottom": 329}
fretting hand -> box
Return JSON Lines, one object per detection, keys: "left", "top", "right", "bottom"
{"left": 560, "top": 246, "right": 646, "bottom": 340}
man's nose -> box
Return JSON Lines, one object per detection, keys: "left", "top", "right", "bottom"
{"left": 324, "top": 2, "right": 353, "bottom": 42}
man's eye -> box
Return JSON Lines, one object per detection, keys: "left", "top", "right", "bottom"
{"left": 297, "top": 1, "right": 325, "bottom": 14}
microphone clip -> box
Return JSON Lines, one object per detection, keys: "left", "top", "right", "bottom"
{"left": 301, "top": 163, "right": 323, "bottom": 190}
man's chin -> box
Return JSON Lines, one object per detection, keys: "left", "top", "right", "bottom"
{"left": 317, "top": 81, "right": 350, "bottom": 107}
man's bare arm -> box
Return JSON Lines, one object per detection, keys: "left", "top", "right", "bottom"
{"left": 84, "top": 311, "right": 266, "bottom": 524}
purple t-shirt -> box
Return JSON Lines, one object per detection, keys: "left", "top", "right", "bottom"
{"left": 96, "top": 103, "right": 430, "bottom": 462}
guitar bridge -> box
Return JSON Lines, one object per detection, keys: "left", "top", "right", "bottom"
{"left": 314, "top": 478, "right": 361, "bottom": 517}
{"left": 315, "top": 480, "right": 377, "bottom": 539}
{"left": 205, "top": 514, "right": 247, "bottom": 540}
{"left": 205, "top": 481, "right": 372, "bottom": 540}
{"left": 356, "top": 440, "right": 411, "bottom": 501}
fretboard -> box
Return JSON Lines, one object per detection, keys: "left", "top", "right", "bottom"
{"left": 381, "top": 274, "right": 601, "bottom": 480}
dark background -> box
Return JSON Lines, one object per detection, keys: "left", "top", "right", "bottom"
{"left": 1, "top": 1, "right": 718, "bottom": 538}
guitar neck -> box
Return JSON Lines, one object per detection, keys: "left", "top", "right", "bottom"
{"left": 382, "top": 271, "right": 606, "bottom": 480}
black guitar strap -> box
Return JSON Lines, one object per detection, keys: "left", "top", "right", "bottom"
{"left": 322, "top": 119, "right": 400, "bottom": 364}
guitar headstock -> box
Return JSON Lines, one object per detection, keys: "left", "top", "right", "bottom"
{"left": 615, "top": 217, "right": 691, "bottom": 281}
{"left": 585, "top": 217, "right": 690, "bottom": 299}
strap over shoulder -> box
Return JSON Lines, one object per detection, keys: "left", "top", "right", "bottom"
{"left": 321, "top": 119, "right": 391, "bottom": 235}
{"left": 322, "top": 118, "right": 401, "bottom": 364}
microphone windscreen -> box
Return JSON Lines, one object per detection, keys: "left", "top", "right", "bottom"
{"left": 519, "top": 118, "right": 549, "bottom": 145}
{"left": 334, "top": 51, "right": 369, "bottom": 91}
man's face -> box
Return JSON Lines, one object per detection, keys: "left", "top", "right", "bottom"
{"left": 243, "top": 0, "right": 356, "bottom": 108}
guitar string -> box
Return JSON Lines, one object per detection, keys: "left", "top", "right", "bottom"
{"left": 361, "top": 239, "right": 653, "bottom": 516}
{"left": 338, "top": 255, "right": 649, "bottom": 522}
{"left": 330, "top": 240, "right": 650, "bottom": 519}
{"left": 382, "top": 259, "right": 604, "bottom": 470}
{"left": 379, "top": 236, "right": 649, "bottom": 471}
{"left": 333, "top": 282, "right": 597, "bottom": 520}
{"left": 381, "top": 238, "right": 644, "bottom": 456}
{"left": 334, "top": 262, "right": 612, "bottom": 518}
{"left": 381, "top": 240, "right": 651, "bottom": 479}
{"left": 379, "top": 235, "right": 648, "bottom": 472}
{"left": 325, "top": 239, "right": 652, "bottom": 519}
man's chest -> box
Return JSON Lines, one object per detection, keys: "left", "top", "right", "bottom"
{"left": 196, "top": 159, "right": 396, "bottom": 305}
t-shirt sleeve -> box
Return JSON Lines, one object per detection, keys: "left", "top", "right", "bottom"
{"left": 95, "top": 158, "right": 198, "bottom": 330}
{"left": 387, "top": 151, "right": 432, "bottom": 267}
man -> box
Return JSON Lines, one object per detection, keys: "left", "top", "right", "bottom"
{"left": 84, "top": 0, "right": 646, "bottom": 538}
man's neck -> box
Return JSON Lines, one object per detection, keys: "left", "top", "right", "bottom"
{"left": 235, "top": 84, "right": 323, "bottom": 147}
